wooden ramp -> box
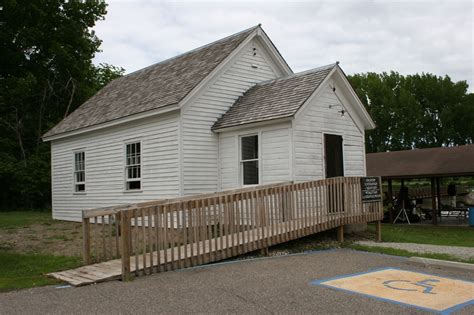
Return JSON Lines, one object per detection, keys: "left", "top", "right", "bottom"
{"left": 50, "top": 178, "right": 383, "bottom": 286}
{"left": 50, "top": 216, "right": 375, "bottom": 286}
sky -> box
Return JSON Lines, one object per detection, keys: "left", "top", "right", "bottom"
{"left": 93, "top": 0, "right": 473, "bottom": 91}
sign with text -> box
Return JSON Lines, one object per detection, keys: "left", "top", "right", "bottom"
{"left": 360, "top": 177, "right": 382, "bottom": 202}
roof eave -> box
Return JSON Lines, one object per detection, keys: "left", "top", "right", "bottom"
{"left": 212, "top": 116, "right": 293, "bottom": 133}
{"left": 42, "top": 104, "right": 180, "bottom": 142}
{"left": 178, "top": 25, "right": 292, "bottom": 109}
{"left": 292, "top": 65, "right": 339, "bottom": 123}
{"left": 375, "top": 172, "right": 474, "bottom": 180}
{"left": 255, "top": 27, "right": 293, "bottom": 75}
{"left": 335, "top": 66, "right": 376, "bottom": 130}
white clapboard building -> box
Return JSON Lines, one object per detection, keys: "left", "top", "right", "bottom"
{"left": 43, "top": 25, "right": 375, "bottom": 221}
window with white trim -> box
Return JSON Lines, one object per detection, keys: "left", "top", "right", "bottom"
{"left": 74, "top": 151, "right": 85, "bottom": 192}
{"left": 241, "top": 135, "right": 259, "bottom": 185}
{"left": 125, "top": 142, "right": 141, "bottom": 190}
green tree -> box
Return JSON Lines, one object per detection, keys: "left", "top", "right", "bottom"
{"left": 0, "top": 0, "right": 124, "bottom": 210}
{"left": 349, "top": 72, "right": 473, "bottom": 153}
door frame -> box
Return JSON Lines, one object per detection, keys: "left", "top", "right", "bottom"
{"left": 322, "top": 131, "right": 345, "bottom": 179}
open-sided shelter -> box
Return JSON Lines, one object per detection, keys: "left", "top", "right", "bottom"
{"left": 366, "top": 144, "right": 474, "bottom": 224}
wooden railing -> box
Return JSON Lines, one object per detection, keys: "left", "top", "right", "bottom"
{"left": 81, "top": 181, "right": 293, "bottom": 264}
{"left": 82, "top": 177, "right": 383, "bottom": 280}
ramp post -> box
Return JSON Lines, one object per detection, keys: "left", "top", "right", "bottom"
{"left": 375, "top": 221, "right": 382, "bottom": 242}
{"left": 337, "top": 225, "right": 344, "bottom": 242}
{"left": 82, "top": 216, "right": 91, "bottom": 265}
{"left": 120, "top": 211, "right": 132, "bottom": 281}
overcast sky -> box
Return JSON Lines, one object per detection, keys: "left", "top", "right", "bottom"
{"left": 93, "top": 0, "right": 473, "bottom": 91}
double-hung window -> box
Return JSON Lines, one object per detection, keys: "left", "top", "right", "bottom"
{"left": 74, "top": 151, "right": 85, "bottom": 192}
{"left": 125, "top": 142, "right": 141, "bottom": 190}
{"left": 241, "top": 135, "right": 259, "bottom": 185}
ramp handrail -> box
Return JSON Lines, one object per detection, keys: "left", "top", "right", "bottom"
{"left": 81, "top": 177, "right": 383, "bottom": 280}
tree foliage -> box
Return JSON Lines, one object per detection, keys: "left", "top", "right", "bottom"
{"left": 0, "top": 1, "right": 472, "bottom": 211}
{"left": 0, "top": 0, "right": 124, "bottom": 210}
{"left": 349, "top": 72, "right": 473, "bottom": 153}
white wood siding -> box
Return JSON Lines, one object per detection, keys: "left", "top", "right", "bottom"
{"left": 262, "top": 128, "right": 291, "bottom": 183}
{"left": 181, "top": 39, "right": 281, "bottom": 195}
{"left": 51, "top": 112, "right": 180, "bottom": 221}
{"left": 293, "top": 83, "right": 366, "bottom": 182}
{"left": 219, "top": 122, "right": 292, "bottom": 190}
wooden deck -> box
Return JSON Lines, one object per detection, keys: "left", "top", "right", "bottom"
{"left": 50, "top": 177, "right": 383, "bottom": 286}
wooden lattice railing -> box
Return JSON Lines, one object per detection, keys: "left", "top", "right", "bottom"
{"left": 82, "top": 177, "right": 383, "bottom": 280}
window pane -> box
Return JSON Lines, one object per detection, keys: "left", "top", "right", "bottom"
{"left": 125, "top": 142, "right": 141, "bottom": 190}
{"left": 75, "top": 184, "right": 85, "bottom": 192}
{"left": 127, "top": 181, "right": 141, "bottom": 190}
{"left": 74, "top": 152, "right": 85, "bottom": 171}
{"left": 126, "top": 142, "right": 140, "bottom": 166}
{"left": 241, "top": 135, "right": 258, "bottom": 160}
{"left": 73, "top": 152, "right": 86, "bottom": 192}
{"left": 243, "top": 161, "right": 259, "bottom": 185}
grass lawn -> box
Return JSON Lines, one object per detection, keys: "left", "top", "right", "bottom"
{"left": 345, "top": 223, "right": 474, "bottom": 264}
{"left": 0, "top": 211, "right": 53, "bottom": 229}
{"left": 368, "top": 223, "right": 474, "bottom": 247}
{"left": 347, "top": 244, "right": 474, "bottom": 264}
{"left": 0, "top": 250, "right": 81, "bottom": 291}
{"left": 0, "top": 211, "right": 82, "bottom": 292}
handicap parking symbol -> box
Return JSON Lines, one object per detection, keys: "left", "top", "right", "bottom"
{"left": 311, "top": 268, "right": 474, "bottom": 314}
{"left": 383, "top": 278, "right": 440, "bottom": 294}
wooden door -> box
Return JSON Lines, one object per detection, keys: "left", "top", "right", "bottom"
{"left": 324, "top": 134, "right": 344, "bottom": 178}
{"left": 324, "top": 134, "right": 344, "bottom": 213}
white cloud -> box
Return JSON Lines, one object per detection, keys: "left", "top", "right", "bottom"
{"left": 93, "top": 0, "right": 473, "bottom": 91}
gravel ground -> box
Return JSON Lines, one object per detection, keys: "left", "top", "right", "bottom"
{"left": 355, "top": 241, "right": 474, "bottom": 260}
{"left": 1, "top": 249, "right": 473, "bottom": 314}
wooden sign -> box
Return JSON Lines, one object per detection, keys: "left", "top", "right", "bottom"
{"left": 360, "top": 177, "right": 382, "bottom": 202}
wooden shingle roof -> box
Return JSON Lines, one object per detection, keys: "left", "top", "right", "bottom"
{"left": 44, "top": 26, "right": 258, "bottom": 138}
{"left": 366, "top": 144, "right": 474, "bottom": 179}
{"left": 212, "top": 64, "right": 335, "bottom": 130}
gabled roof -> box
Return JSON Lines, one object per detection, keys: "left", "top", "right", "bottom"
{"left": 366, "top": 145, "right": 474, "bottom": 179}
{"left": 44, "top": 25, "right": 260, "bottom": 139}
{"left": 212, "top": 64, "right": 336, "bottom": 130}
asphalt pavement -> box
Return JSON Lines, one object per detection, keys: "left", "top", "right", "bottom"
{"left": 1, "top": 249, "right": 473, "bottom": 314}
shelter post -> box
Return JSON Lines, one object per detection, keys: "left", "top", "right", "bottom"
{"left": 430, "top": 178, "right": 438, "bottom": 225}
{"left": 436, "top": 178, "right": 441, "bottom": 223}
{"left": 387, "top": 179, "right": 394, "bottom": 223}
{"left": 400, "top": 179, "right": 405, "bottom": 209}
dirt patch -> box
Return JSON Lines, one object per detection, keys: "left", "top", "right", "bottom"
{"left": 0, "top": 220, "right": 83, "bottom": 257}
